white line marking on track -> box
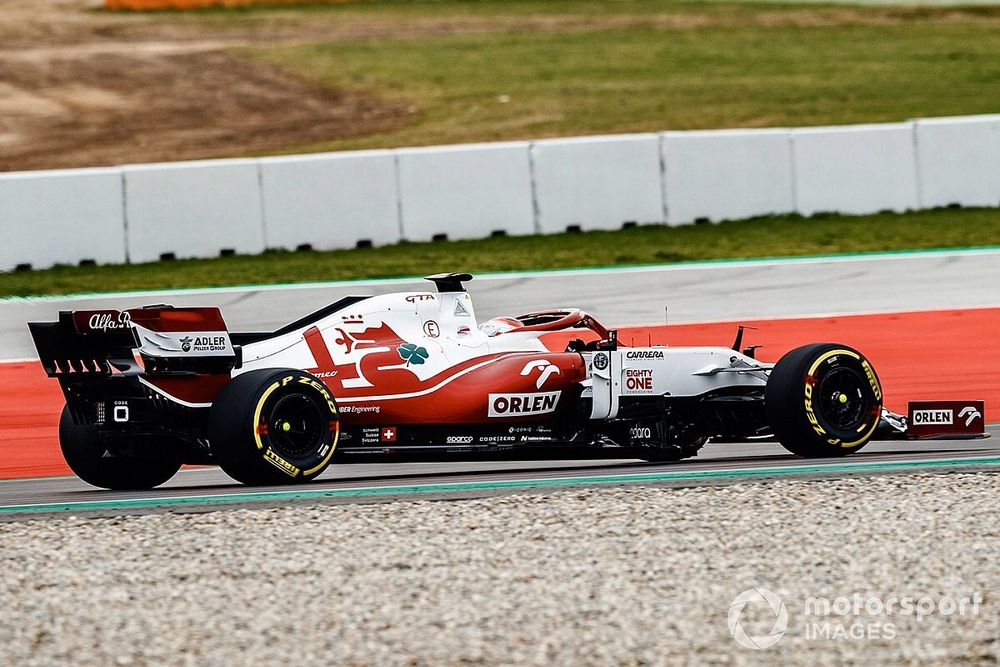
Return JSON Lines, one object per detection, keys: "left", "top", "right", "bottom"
{"left": 4, "top": 247, "right": 998, "bottom": 304}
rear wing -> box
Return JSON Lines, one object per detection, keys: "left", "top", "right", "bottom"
{"left": 28, "top": 306, "right": 237, "bottom": 378}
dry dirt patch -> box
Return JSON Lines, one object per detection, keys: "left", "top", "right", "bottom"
{"left": 0, "top": 0, "right": 414, "bottom": 171}
{"left": 0, "top": 50, "right": 408, "bottom": 171}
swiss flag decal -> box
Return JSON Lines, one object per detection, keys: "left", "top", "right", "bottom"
{"left": 380, "top": 427, "right": 397, "bottom": 443}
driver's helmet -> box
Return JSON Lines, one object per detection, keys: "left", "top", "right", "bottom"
{"left": 478, "top": 316, "right": 523, "bottom": 337}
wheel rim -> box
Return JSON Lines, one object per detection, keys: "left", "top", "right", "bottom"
{"left": 816, "top": 366, "right": 872, "bottom": 430}
{"left": 267, "top": 394, "right": 325, "bottom": 459}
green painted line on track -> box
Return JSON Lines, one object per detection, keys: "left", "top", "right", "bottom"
{"left": 4, "top": 455, "right": 1000, "bottom": 515}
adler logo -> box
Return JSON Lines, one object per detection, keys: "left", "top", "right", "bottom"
{"left": 188, "top": 336, "right": 229, "bottom": 353}
{"left": 912, "top": 409, "right": 953, "bottom": 425}
{"left": 488, "top": 392, "right": 560, "bottom": 417}
{"left": 626, "top": 350, "right": 664, "bottom": 360}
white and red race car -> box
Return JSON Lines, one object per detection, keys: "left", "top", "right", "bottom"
{"left": 28, "top": 273, "right": 985, "bottom": 489}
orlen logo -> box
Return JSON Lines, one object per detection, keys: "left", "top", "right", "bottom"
{"left": 959, "top": 406, "right": 982, "bottom": 426}
{"left": 488, "top": 392, "right": 561, "bottom": 418}
{"left": 520, "top": 359, "right": 561, "bottom": 389}
{"left": 626, "top": 350, "right": 664, "bottom": 360}
{"left": 88, "top": 311, "right": 131, "bottom": 331}
{"left": 912, "top": 409, "right": 953, "bottom": 425}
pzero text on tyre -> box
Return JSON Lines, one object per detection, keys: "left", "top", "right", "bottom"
{"left": 209, "top": 368, "right": 340, "bottom": 486}
{"left": 765, "top": 343, "right": 883, "bottom": 458}
{"left": 59, "top": 405, "right": 182, "bottom": 490}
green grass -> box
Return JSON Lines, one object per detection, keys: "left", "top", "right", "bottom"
{"left": 4, "top": 208, "right": 998, "bottom": 298}
{"left": 236, "top": 1, "right": 1000, "bottom": 152}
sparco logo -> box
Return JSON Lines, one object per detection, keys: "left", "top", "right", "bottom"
{"left": 488, "top": 392, "right": 561, "bottom": 418}
{"left": 88, "top": 311, "right": 131, "bottom": 331}
{"left": 626, "top": 350, "right": 664, "bottom": 359}
{"left": 446, "top": 436, "right": 473, "bottom": 444}
{"left": 912, "top": 409, "right": 953, "bottom": 425}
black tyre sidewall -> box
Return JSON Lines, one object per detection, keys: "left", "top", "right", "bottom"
{"left": 766, "top": 343, "right": 883, "bottom": 457}
{"left": 59, "top": 406, "right": 182, "bottom": 490}
{"left": 209, "top": 369, "right": 339, "bottom": 486}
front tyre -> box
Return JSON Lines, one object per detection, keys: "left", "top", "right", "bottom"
{"left": 209, "top": 369, "right": 340, "bottom": 486}
{"left": 766, "top": 343, "right": 883, "bottom": 457}
{"left": 59, "top": 406, "right": 182, "bottom": 490}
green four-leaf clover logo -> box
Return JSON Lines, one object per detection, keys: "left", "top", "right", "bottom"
{"left": 397, "top": 343, "right": 429, "bottom": 366}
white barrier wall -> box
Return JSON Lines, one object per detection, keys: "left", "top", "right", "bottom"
{"left": 123, "top": 159, "right": 266, "bottom": 263}
{"left": 259, "top": 150, "right": 400, "bottom": 251}
{"left": 3, "top": 114, "right": 999, "bottom": 273}
{"left": 0, "top": 168, "right": 126, "bottom": 271}
{"left": 396, "top": 142, "right": 536, "bottom": 242}
{"left": 914, "top": 115, "right": 1000, "bottom": 208}
{"left": 661, "top": 129, "right": 794, "bottom": 225}
{"left": 791, "top": 123, "right": 919, "bottom": 216}
{"left": 531, "top": 134, "right": 664, "bottom": 233}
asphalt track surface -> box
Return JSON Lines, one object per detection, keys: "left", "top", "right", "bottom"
{"left": 2, "top": 247, "right": 999, "bottom": 360}
{"left": 1, "top": 426, "right": 997, "bottom": 517}
{"left": 1, "top": 248, "right": 998, "bottom": 515}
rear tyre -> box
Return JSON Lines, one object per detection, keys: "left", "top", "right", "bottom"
{"left": 209, "top": 369, "right": 340, "bottom": 486}
{"left": 59, "top": 406, "right": 182, "bottom": 490}
{"left": 766, "top": 343, "right": 883, "bottom": 457}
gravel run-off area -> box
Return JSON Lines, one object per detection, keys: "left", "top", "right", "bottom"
{"left": 2, "top": 472, "right": 999, "bottom": 665}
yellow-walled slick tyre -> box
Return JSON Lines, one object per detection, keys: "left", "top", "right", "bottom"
{"left": 210, "top": 369, "right": 339, "bottom": 486}
{"left": 59, "top": 405, "right": 182, "bottom": 490}
{"left": 765, "top": 343, "right": 883, "bottom": 458}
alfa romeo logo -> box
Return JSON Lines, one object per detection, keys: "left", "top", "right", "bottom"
{"left": 593, "top": 353, "right": 609, "bottom": 371}
{"left": 728, "top": 588, "right": 788, "bottom": 650}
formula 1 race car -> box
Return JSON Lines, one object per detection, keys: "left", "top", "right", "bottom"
{"left": 28, "top": 273, "right": 985, "bottom": 489}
